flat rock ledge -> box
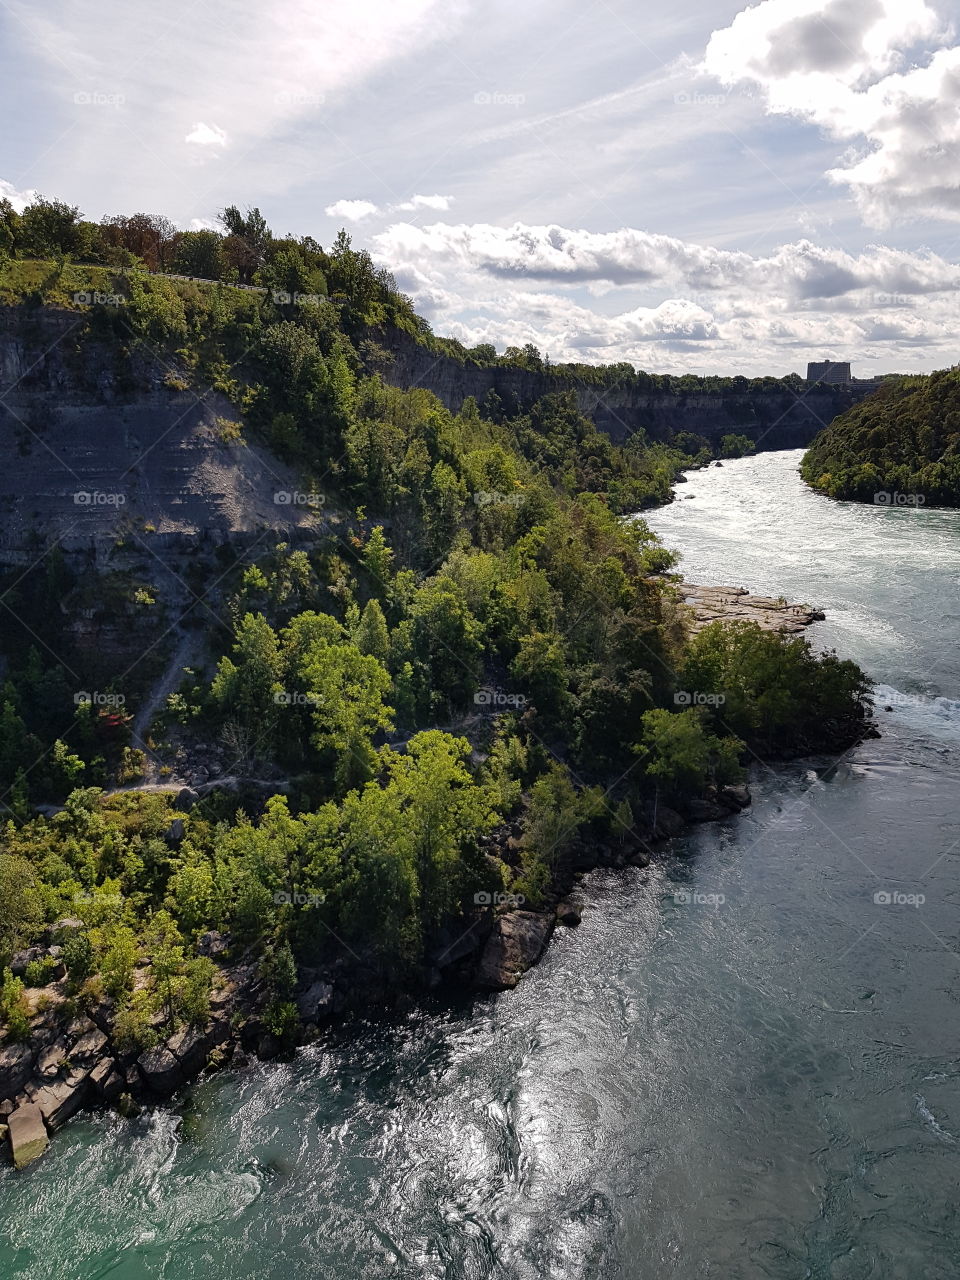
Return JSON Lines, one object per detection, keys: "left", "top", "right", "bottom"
{"left": 679, "top": 583, "right": 825, "bottom": 635}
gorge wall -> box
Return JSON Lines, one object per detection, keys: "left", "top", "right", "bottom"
{"left": 372, "top": 329, "right": 873, "bottom": 450}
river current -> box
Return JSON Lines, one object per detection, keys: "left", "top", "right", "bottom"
{"left": 3, "top": 450, "right": 960, "bottom": 1279}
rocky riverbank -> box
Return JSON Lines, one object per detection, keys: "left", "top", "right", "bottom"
{"left": 675, "top": 582, "right": 826, "bottom": 634}
{"left": 0, "top": 576, "right": 848, "bottom": 1171}
{"left": 0, "top": 778, "right": 755, "bottom": 1170}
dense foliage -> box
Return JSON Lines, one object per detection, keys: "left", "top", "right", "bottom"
{"left": 0, "top": 197, "right": 876, "bottom": 1045}
{"left": 802, "top": 369, "right": 960, "bottom": 506}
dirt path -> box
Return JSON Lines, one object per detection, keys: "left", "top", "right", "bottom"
{"left": 130, "top": 631, "right": 204, "bottom": 782}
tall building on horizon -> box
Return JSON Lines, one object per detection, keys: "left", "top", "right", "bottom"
{"left": 807, "top": 360, "right": 852, "bottom": 385}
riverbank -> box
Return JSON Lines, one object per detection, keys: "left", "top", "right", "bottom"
{"left": 1, "top": 565, "right": 866, "bottom": 1171}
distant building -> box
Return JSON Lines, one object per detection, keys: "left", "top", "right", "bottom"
{"left": 807, "top": 360, "right": 852, "bottom": 385}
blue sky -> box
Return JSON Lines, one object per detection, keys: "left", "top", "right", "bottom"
{"left": 2, "top": 0, "right": 959, "bottom": 375}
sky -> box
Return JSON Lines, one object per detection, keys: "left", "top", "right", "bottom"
{"left": 1, "top": 0, "right": 959, "bottom": 376}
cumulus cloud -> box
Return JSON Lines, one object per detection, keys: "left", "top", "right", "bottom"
{"left": 371, "top": 216, "right": 960, "bottom": 373}
{"left": 0, "top": 179, "right": 37, "bottom": 212}
{"left": 701, "top": 0, "right": 960, "bottom": 224}
{"left": 395, "top": 193, "right": 454, "bottom": 211}
{"left": 374, "top": 220, "right": 960, "bottom": 298}
{"left": 325, "top": 193, "right": 455, "bottom": 221}
{"left": 185, "top": 122, "right": 228, "bottom": 147}
{"left": 325, "top": 198, "right": 380, "bottom": 220}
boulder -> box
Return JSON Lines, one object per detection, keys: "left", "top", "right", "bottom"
{"left": 89, "top": 1058, "right": 124, "bottom": 1102}
{"left": 8, "top": 1102, "right": 48, "bottom": 1168}
{"left": 653, "top": 805, "right": 686, "bottom": 838}
{"left": 163, "top": 818, "right": 185, "bottom": 846}
{"left": 556, "top": 901, "right": 582, "bottom": 927}
{"left": 34, "top": 1070, "right": 91, "bottom": 1130}
{"left": 295, "top": 980, "right": 334, "bottom": 1023}
{"left": 9, "top": 947, "right": 44, "bottom": 977}
{"left": 50, "top": 917, "right": 84, "bottom": 936}
{"left": 719, "top": 784, "right": 751, "bottom": 811}
{"left": 685, "top": 797, "right": 730, "bottom": 823}
{"left": 0, "top": 1041, "right": 35, "bottom": 1100}
{"left": 35, "top": 1036, "right": 71, "bottom": 1079}
{"left": 173, "top": 787, "right": 199, "bottom": 812}
{"left": 197, "top": 930, "right": 228, "bottom": 958}
{"left": 165, "top": 1024, "right": 223, "bottom": 1077}
{"left": 137, "top": 1046, "right": 184, "bottom": 1096}
{"left": 475, "top": 911, "right": 555, "bottom": 990}
{"left": 69, "top": 1028, "right": 108, "bottom": 1066}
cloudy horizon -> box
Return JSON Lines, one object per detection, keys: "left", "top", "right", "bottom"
{"left": 2, "top": 0, "right": 958, "bottom": 376}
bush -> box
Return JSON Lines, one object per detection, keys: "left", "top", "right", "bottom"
{"left": 23, "top": 956, "right": 56, "bottom": 987}
{"left": 1, "top": 968, "right": 31, "bottom": 1041}
{"left": 63, "top": 931, "right": 94, "bottom": 983}
{"left": 113, "top": 989, "right": 159, "bottom": 1052}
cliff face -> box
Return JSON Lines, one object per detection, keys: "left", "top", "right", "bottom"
{"left": 0, "top": 306, "right": 324, "bottom": 563}
{"left": 371, "top": 329, "right": 871, "bottom": 449}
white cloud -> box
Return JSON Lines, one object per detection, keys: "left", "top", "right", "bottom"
{"left": 185, "top": 122, "right": 228, "bottom": 147}
{"left": 374, "top": 220, "right": 960, "bottom": 297}
{"left": 372, "top": 216, "right": 960, "bottom": 373}
{"left": 395, "top": 193, "right": 454, "bottom": 211}
{"left": 0, "top": 179, "right": 37, "bottom": 212}
{"left": 701, "top": 0, "right": 960, "bottom": 224}
{"left": 325, "top": 199, "right": 380, "bottom": 220}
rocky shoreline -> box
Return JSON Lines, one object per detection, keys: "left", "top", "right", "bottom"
{"left": 674, "top": 582, "right": 826, "bottom": 635}
{"left": 0, "top": 782, "right": 753, "bottom": 1170}
{"left": 0, "top": 576, "right": 832, "bottom": 1171}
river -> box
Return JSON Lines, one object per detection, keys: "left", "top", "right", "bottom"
{"left": 3, "top": 450, "right": 960, "bottom": 1278}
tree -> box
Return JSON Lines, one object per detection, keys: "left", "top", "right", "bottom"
{"left": 354, "top": 599, "right": 390, "bottom": 663}
{"left": 637, "top": 708, "right": 743, "bottom": 802}
{"left": 219, "top": 205, "right": 272, "bottom": 282}
{"left": 0, "top": 853, "right": 42, "bottom": 958}
{"left": 18, "top": 196, "right": 83, "bottom": 257}
{"left": 210, "top": 613, "right": 284, "bottom": 750}
{"left": 171, "top": 230, "right": 225, "bottom": 280}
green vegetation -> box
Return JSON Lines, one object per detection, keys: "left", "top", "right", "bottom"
{"left": 0, "top": 195, "right": 875, "bottom": 1037}
{"left": 801, "top": 368, "right": 960, "bottom": 506}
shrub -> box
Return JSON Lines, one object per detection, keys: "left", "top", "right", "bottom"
{"left": 23, "top": 956, "right": 56, "bottom": 987}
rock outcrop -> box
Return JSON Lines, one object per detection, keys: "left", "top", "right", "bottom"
{"left": 475, "top": 912, "right": 555, "bottom": 989}
{"left": 676, "top": 583, "right": 826, "bottom": 635}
